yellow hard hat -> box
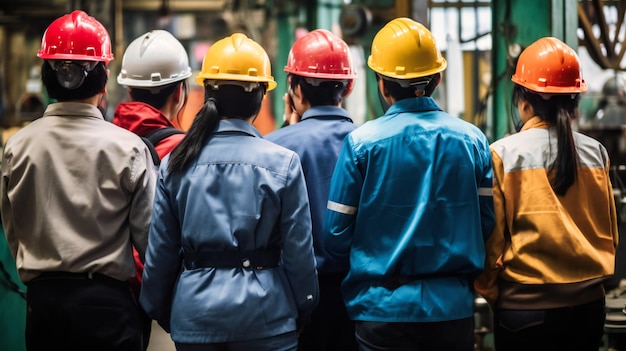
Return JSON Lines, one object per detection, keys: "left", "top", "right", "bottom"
{"left": 195, "top": 33, "right": 277, "bottom": 91}
{"left": 367, "top": 17, "right": 447, "bottom": 80}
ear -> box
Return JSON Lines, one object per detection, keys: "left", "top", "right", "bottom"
{"left": 378, "top": 78, "right": 389, "bottom": 97}
{"left": 100, "top": 68, "right": 110, "bottom": 94}
{"left": 173, "top": 83, "right": 183, "bottom": 104}
{"left": 518, "top": 98, "right": 532, "bottom": 114}
{"left": 342, "top": 80, "right": 354, "bottom": 97}
{"left": 293, "top": 84, "right": 306, "bottom": 104}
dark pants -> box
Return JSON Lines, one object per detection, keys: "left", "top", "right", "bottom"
{"left": 354, "top": 317, "right": 474, "bottom": 351}
{"left": 139, "top": 304, "right": 153, "bottom": 351}
{"left": 493, "top": 298, "right": 606, "bottom": 351}
{"left": 25, "top": 272, "right": 144, "bottom": 351}
{"left": 175, "top": 331, "right": 298, "bottom": 351}
{"left": 298, "top": 273, "right": 358, "bottom": 351}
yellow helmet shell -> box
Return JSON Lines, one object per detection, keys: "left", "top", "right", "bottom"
{"left": 368, "top": 17, "right": 447, "bottom": 80}
{"left": 196, "top": 33, "right": 277, "bottom": 91}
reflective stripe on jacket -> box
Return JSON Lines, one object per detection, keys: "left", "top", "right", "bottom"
{"left": 324, "top": 97, "right": 494, "bottom": 322}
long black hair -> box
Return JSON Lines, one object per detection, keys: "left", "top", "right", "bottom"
{"left": 512, "top": 84, "right": 581, "bottom": 195}
{"left": 167, "top": 82, "right": 266, "bottom": 173}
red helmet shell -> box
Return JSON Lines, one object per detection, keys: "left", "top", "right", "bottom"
{"left": 284, "top": 29, "right": 356, "bottom": 80}
{"left": 37, "top": 10, "right": 114, "bottom": 65}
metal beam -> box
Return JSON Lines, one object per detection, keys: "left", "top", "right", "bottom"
{"left": 121, "top": 0, "right": 226, "bottom": 11}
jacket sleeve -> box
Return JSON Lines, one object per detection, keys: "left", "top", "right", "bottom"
{"left": 478, "top": 138, "right": 495, "bottom": 241}
{"left": 606, "top": 155, "right": 619, "bottom": 250}
{"left": 279, "top": 153, "right": 319, "bottom": 319}
{"left": 0, "top": 147, "right": 16, "bottom": 260}
{"left": 474, "top": 150, "right": 506, "bottom": 307}
{"left": 323, "top": 136, "right": 361, "bottom": 258}
{"left": 139, "top": 163, "right": 180, "bottom": 332}
{"left": 128, "top": 145, "right": 157, "bottom": 263}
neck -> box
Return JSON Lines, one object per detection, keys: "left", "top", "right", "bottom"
{"left": 63, "top": 94, "right": 102, "bottom": 107}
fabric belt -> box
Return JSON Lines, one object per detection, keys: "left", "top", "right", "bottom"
{"left": 29, "top": 271, "right": 126, "bottom": 285}
{"left": 184, "top": 248, "right": 281, "bottom": 270}
{"left": 380, "top": 272, "right": 472, "bottom": 290}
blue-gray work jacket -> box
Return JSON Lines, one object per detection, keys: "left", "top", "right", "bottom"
{"left": 140, "top": 119, "right": 319, "bottom": 343}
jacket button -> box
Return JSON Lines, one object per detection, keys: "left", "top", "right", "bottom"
{"left": 242, "top": 259, "right": 251, "bottom": 268}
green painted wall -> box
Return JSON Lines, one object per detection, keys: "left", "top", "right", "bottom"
{"left": 0, "top": 228, "right": 26, "bottom": 351}
{"left": 490, "top": 0, "right": 578, "bottom": 141}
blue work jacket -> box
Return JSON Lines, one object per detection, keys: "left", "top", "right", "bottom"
{"left": 323, "top": 97, "right": 494, "bottom": 323}
{"left": 140, "top": 119, "right": 319, "bottom": 343}
{"left": 266, "top": 106, "right": 356, "bottom": 274}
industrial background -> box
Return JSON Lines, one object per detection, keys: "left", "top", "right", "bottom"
{"left": 1, "top": 0, "right": 626, "bottom": 350}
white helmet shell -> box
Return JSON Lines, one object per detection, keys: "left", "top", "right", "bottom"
{"left": 118, "top": 30, "right": 192, "bottom": 88}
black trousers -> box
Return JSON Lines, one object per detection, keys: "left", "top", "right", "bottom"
{"left": 297, "top": 273, "right": 358, "bottom": 351}
{"left": 25, "top": 272, "right": 144, "bottom": 351}
{"left": 493, "top": 298, "right": 606, "bottom": 351}
{"left": 175, "top": 331, "right": 298, "bottom": 351}
{"left": 354, "top": 317, "right": 474, "bottom": 351}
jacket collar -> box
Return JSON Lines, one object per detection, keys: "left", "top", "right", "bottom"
{"left": 521, "top": 116, "right": 550, "bottom": 131}
{"left": 301, "top": 106, "right": 352, "bottom": 122}
{"left": 385, "top": 96, "right": 443, "bottom": 116}
{"left": 112, "top": 101, "right": 176, "bottom": 135}
{"left": 43, "top": 102, "right": 104, "bottom": 120}
{"left": 216, "top": 119, "right": 263, "bottom": 138}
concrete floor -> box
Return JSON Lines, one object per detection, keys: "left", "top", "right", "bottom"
{"left": 147, "top": 321, "right": 176, "bottom": 351}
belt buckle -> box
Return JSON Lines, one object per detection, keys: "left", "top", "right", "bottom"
{"left": 241, "top": 259, "right": 251, "bottom": 268}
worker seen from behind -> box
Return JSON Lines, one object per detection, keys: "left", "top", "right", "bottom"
{"left": 1, "top": 10, "right": 156, "bottom": 351}
{"left": 114, "top": 29, "right": 190, "bottom": 161}
{"left": 323, "top": 17, "right": 494, "bottom": 351}
{"left": 474, "top": 36, "right": 618, "bottom": 351}
{"left": 139, "top": 33, "right": 319, "bottom": 350}
{"left": 113, "top": 29, "right": 192, "bottom": 349}
{"left": 265, "top": 28, "right": 358, "bottom": 351}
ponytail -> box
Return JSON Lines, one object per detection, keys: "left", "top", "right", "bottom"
{"left": 167, "top": 83, "right": 267, "bottom": 173}
{"left": 514, "top": 85, "right": 580, "bottom": 195}
{"left": 551, "top": 106, "right": 578, "bottom": 195}
{"left": 167, "top": 94, "right": 219, "bottom": 173}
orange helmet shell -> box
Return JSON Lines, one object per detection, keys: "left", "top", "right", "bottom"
{"left": 511, "top": 37, "right": 587, "bottom": 94}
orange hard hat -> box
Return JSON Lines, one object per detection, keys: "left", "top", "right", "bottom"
{"left": 511, "top": 37, "right": 587, "bottom": 94}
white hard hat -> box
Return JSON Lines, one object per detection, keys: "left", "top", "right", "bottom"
{"left": 117, "top": 30, "right": 192, "bottom": 88}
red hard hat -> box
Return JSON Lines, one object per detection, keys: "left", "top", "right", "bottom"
{"left": 284, "top": 29, "right": 357, "bottom": 81}
{"left": 37, "top": 10, "right": 114, "bottom": 65}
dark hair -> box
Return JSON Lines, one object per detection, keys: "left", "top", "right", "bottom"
{"left": 167, "top": 83, "right": 266, "bottom": 173}
{"left": 511, "top": 84, "right": 581, "bottom": 195}
{"left": 41, "top": 61, "right": 108, "bottom": 101}
{"left": 289, "top": 74, "right": 349, "bottom": 106}
{"left": 379, "top": 73, "right": 440, "bottom": 101}
{"left": 129, "top": 80, "right": 187, "bottom": 110}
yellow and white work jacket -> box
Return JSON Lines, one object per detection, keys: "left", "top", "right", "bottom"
{"left": 475, "top": 116, "right": 619, "bottom": 310}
